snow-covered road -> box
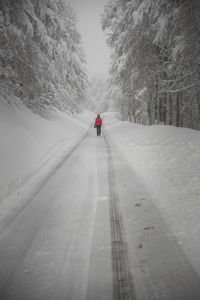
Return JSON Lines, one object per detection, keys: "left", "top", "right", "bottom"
{"left": 0, "top": 119, "right": 200, "bottom": 299}
{"left": 105, "top": 128, "right": 200, "bottom": 299}
{"left": 0, "top": 128, "right": 113, "bottom": 300}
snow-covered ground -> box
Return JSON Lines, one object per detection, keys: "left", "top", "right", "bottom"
{"left": 0, "top": 99, "right": 94, "bottom": 200}
{"left": 1, "top": 106, "right": 200, "bottom": 298}
{"left": 1, "top": 104, "right": 200, "bottom": 263}
{"left": 104, "top": 112, "right": 200, "bottom": 273}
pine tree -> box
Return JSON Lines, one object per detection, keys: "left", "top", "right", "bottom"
{"left": 0, "top": 0, "right": 88, "bottom": 113}
{"left": 102, "top": 0, "right": 200, "bottom": 129}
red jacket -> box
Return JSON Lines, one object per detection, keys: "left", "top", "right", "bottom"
{"left": 95, "top": 116, "right": 102, "bottom": 126}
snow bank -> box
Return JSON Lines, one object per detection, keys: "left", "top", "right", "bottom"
{"left": 0, "top": 99, "right": 93, "bottom": 199}
{"left": 104, "top": 112, "right": 200, "bottom": 270}
{"left": 74, "top": 110, "right": 96, "bottom": 127}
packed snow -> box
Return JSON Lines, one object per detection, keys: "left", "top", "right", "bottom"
{"left": 0, "top": 98, "right": 95, "bottom": 201}
{"left": 1, "top": 105, "right": 200, "bottom": 270}
{"left": 1, "top": 105, "right": 200, "bottom": 298}
{"left": 104, "top": 112, "right": 200, "bottom": 274}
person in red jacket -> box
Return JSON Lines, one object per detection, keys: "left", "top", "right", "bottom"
{"left": 94, "top": 114, "right": 102, "bottom": 136}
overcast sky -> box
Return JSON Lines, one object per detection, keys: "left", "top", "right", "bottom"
{"left": 70, "top": 0, "right": 110, "bottom": 79}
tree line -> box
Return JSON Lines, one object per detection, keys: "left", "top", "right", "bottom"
{"left": 102, "top": 0, "right": 200, "bottom": 130}
{"left": 0, "top": 0, "right": 87, "bottom": 113}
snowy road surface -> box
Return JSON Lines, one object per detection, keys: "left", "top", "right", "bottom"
{"left": 0, "top": 121, "right": 200, "bottom": 299}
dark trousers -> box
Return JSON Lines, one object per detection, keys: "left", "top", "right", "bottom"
{"left": 96, "top": 125, "right": 101, "bottom": 136}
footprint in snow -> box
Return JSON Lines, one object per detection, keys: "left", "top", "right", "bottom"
{"left": 143, "top": 226, "right": 155, "bottom": 231}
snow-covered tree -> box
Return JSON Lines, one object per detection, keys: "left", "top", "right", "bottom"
{"left": 0, "top": 0, "right": 87, "bottom": 113}
{"left": 102, "top": 0, "right": 200, "bottom": 129}
{"left": 87, "top": 74, "right": 114, "bottom": 113}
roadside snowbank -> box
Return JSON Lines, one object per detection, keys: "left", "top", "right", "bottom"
{"left": 74, "top": 110, "right": 96, "bottom": 127}
{"left": 0, "top": 99, "right": 94, "bottom": 199}
{"left": 104, "top": 112, "right": 200, "bottom": 270}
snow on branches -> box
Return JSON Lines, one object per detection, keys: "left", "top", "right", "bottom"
{"left": 0, "top": 0, "right": 87, "bottom": 113}
{"left": 102, "top": 0, "right": 200, "bottom": 130}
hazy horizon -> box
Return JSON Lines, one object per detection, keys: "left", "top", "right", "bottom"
{"left": 70, "top": 0, "right": 111, "bottom": 79}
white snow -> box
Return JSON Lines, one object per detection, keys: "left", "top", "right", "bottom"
{"left": 0, "top": 98, "right": 94, "bottom": 200}
{"left": 1, "top": 103, "right": 200, "bottom": 278}
{"left": 104, "top": 112, "right": 200, "bottom": 273}
{"left": 1, "top": 105, "right": 200, "bottom": 296}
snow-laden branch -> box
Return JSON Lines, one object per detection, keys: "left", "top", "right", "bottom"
{"left": 160, "top": 73, "right": 193, "bottom": 83}
{"left": 159, "top": 83, "right": 197, "bottom": 94}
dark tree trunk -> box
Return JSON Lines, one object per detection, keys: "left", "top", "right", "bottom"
{"left": 176, "top": 92, "right": 180, "bottom": 127}
{"left": 162, "top": 95, "right": 167, "bottom": 125}
{"left": 147, "top": 91, "right": 153, "bottom": 125}
{"left": 169, "top": 94, "right": 173, "bottom": 125}
{"left": 197, "top": 91, "right": 200, "bottom": 121}
{"left": 154, "top": 78, "right": 159, "bottom": 124}
{"left": 179, "top": 91, "right": 183, "bottom": 127}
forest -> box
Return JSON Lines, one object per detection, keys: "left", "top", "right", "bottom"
{"left": 1, "top": 0, "right": 200, "bottom": 130}
{"left": 0, "top": 0, "right": 87, "bottom": 114}
{"left": 102, "top": 0, "right": 200, "bottom": 130}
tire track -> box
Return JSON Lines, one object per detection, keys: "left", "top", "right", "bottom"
{"left": 104, "top": 126, "right": 200, "bottom": 299}
{"left": 0, "top": 129, "right": 90, "bottom": 234}
{"left": 104, "top": 134, "right": 136, "bottom": 300}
